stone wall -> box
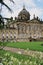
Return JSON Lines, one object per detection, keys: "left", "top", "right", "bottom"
{"left": 0, "top": 21, "right": 43, "bottom": 42}
{"left": 0, "top": 29, "right": 17, "bottom": 42}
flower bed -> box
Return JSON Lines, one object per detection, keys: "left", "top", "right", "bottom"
{"left": 0, "top": 50, "right": 43, "bottom": 65}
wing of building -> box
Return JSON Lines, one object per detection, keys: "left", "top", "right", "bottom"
{"left": 0, "top": 6, "right": 43, "bottom": 42}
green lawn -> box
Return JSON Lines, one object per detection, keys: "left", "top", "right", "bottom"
{"left": 0, "top": 41, "right": 43, "bottom": 52}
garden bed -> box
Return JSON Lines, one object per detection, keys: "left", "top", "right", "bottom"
{"left": 0, "top": 50, "right": 43, "bottom": 65}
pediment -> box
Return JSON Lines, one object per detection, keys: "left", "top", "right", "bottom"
{"left": 30, "top": 19, "right": 41, "bottom": 24}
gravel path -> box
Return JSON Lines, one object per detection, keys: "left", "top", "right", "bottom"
{"left": 3, "top": 46, "right": 43, "bottom": 57}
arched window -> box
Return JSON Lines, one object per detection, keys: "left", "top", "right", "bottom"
{"left": 2, "top": 33, "right": 5, "bottom": 41}
{"left": 6, "top": 33, "right": 8, "bottom": 38}
{"left": 10, "top": 33, "right": 13, "bottom": 39}
{"left": 14, "top": 34, "right": 16, "bottom": 40}
{"left": 2, "top": 33, "right": 5, "bottom": 38}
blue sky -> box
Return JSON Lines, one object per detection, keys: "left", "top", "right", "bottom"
{"left": 1, "top": 0, "right": 43, "bottom": 20}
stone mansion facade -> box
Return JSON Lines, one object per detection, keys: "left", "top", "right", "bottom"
{"left": 0, "top": 6, "right": 43, "bottom": 42}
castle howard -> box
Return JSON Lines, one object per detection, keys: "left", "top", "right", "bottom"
{"left": 0, "top": 6, "right": 43, "bottom": 42}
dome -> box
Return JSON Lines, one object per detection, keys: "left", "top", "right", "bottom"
{"left": 18, "top": 6, "right": 30, "bottom": 21}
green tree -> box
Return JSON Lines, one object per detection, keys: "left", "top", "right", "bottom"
{"left": 0, "top": 0, "right": 15, "bottom": 49}
{"left": 0, "top": 0, "right": 15, "bottom": 28}
{"left": 0, "top": 0, "right": 15, "bottom": 13}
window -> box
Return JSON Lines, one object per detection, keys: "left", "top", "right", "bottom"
{"left": 18, "top": 24, "right": 26, "bottom": 34}
{"left": 29, "top": 25, "right": 31, "bottom": 31}
{"left": 6, "top": 33, "right": 8, "bottom": 38}
{"left": 2, "top": 34, "right": 5, "bottom": 38}
{"left": 10, "top": 33, "right": 12, "bottom": 39}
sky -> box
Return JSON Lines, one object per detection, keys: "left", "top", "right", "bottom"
{"left": 0, "top": 0, "right": 43, "bottom": 20}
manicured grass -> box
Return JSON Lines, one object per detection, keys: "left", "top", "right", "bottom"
{"left": 0, "top": 41, "right": 43, "bottom": 52}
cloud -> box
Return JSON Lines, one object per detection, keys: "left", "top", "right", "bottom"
{"left": 14, "top": 0, "right": 36, "bottom": 9}
{"left": 1, "top": 0, "right": 43, "bottom": 20}
{"left": 29, "top": 8, "right": 43, "bottom": 19}
{"left": 38, "top": 0, "right": 41, "bottom": 1}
